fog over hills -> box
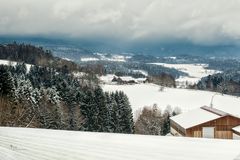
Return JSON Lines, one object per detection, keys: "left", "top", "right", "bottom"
{"left": 1, "top": 36, "right": 240, "bottom": 57}
{"left": 1, "top": 0, "right": 240, "bottom": 57}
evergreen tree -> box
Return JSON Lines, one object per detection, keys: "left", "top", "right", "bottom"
{"left": 0, "top": 66, "right": 15, "bottom": 98}
{"left": 0, "top": 56, "right": 136, "bottom": 133}
{"left": 38, "top": 87, "right": 62, "bottom": 129}
{"left": 162, "top": 107, "right": 172, "bottom": 135}
{"left": 105, "top": 92, "right": 115, "bottom": 132}
{"left": 80, "top": 89, "right": 99, "bottom": 131}
{"left": 15, "top": 63, "right": 27, "bottom": 75}
{"left": 94, "top": 87, "right": 108, "bottom": 132}
{"left": 112, "top": 92, "right": 121, "bottom": 132}
{"left": 118, "top": 91, "right": 134, "bottom": 133}
{"left": 14, "top": 75, "right": 33, "bottom": 104}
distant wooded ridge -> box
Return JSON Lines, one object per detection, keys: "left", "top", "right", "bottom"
{"left": 0, "top": 42, "right": 106, "bottom": 75}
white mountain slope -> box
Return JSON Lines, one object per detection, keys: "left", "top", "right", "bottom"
{"left": 0, "top": 127, "right": 240, "bottom": 160}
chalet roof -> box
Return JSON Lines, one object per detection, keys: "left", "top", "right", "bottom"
{"left": 170, "top": 108, "right": 221, "bottom": 129}
{"left": 200, "top": 106, "right": 229, "bottom": 116}
{"left": 232, "top": 125, "right": 240, "bottom": 133}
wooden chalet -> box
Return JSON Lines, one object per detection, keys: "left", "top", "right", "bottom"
{"left": 170, "top": 106, "right": 240, "bottom": 139}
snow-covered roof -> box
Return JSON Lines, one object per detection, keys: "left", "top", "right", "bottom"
{"left": 201, "top": 106, "right": 229, "bottom": 116}
{"left": 232, "top": 125, "right": 240, "bottom": 133}
{"left": 170, "top": 108, "right": 221, "bottom": 129}
{"left": 0, "top": 127, "right": 240, "bottom": 160}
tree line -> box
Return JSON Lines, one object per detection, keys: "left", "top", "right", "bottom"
{"left": 0, "top": 42, "right": 99, "bottom": 74}
{"left": 0, "top": 63, "right": 134, "bottom": 133}
{"left": 0, "top": 43, "right": 179, "bottom": 135}
{"left": 135, "top": 104, "right": 181, "bottom": 135}
{"left": 190, "top": 71, "right": 240, "bottom": 96}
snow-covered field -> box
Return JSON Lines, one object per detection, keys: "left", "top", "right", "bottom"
{"left": 62, "top": 57, "right": 74, "bottom": 62}
{"left": 132, "top": 70, "right": 148, "bottom": 76}
{"left": 80, "top": 57, "right": 100, "bottom": 62}
{"left": 149, "top": 63, "right": 220, "bottom": 87}
{"left": 0, "top": 59, "right": 32, "bottom": 72}
{"left": 0, "top": 127, "right": 240, "bottom": 160}
{"left": 102, "top": 84, "right": 240, "bottom": 117}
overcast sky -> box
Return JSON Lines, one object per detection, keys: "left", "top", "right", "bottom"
{"left": 1, "top": 0, "right": 240, "bottom": 46}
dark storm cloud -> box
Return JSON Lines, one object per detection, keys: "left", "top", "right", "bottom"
{"left": 1, "top": 0, "right": 240, "bottom": 45}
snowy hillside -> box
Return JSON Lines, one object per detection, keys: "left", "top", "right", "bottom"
{"left": 81, "top": 53, "right": 131, "bottom": 62}
{"left": 102, "top": 84, "right": 240, "bottom": 117}
{"left": 0, "top": 127, "right": 240, "bottom": 160}
{"left": 0, "top": 59, "right": 32, "bottom": 72}
{"left": 149, "top": 63, "right": 220, "bottom": 87}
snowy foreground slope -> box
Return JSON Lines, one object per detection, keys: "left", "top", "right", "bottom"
{"left": 102, "top": 84, "right": 240, "bottom": 117}
{"left": 0, "top": 127, "right": 240, "bottom": 160}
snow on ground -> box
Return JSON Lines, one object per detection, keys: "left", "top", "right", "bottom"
{"left": 102, "top": 83, "right": 240, "bottom": 117}
{"left": 80, "top": 57, "right": 100, "bottom": 62}
{"left": 81, "top": 53, "right": 128, "bottom": 62}
{"left": 100, "top": 74, "right": 147, "bottom": 84}
{"left": 62, "top": 57, "right": 73, "bottom": 61}
{"left": 95, "top": 53, "right": 126, "bottom": 62}
{"left": 72, "top": 71, "right": 87, "bottom": 78}
{"left": 149, "top": 63, "right": 218, "bottom": 79}
{"left": 176, "top": 76, "right": 200, "bottom": 86}
{"left": 149, "top": 63, "right": 220, "bottom": 87}
{"left": 0, "top": 127, "right": 240, "bottom": 160}
{"left": 109, "top": 55, "right": 126, "bottom": 62}
{"left": 164, "top": 56, "right": 177, "bottom": 60}
{"left": 132, "top": 70, "right": 148, "bottom": 76}
{"left": 0, "top": 59, "right": 32, "bottom": 72}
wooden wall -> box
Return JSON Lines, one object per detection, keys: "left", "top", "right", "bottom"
{"left": 186, "top": 115, "right": 240, "bottom": 139}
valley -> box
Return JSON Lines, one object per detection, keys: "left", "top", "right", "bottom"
{"left": 1, "top": 1, "right": 240, "bottom": 159}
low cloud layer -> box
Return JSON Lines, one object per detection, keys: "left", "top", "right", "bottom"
{"left": 1, "top": 0, "right": 240, "bottom": 45}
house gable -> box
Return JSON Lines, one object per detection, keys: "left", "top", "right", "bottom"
{"left": 186, "top": 115, "right": 240, "bottom": 139}
{"left": 170, "top": 108, "right": 220, "bottom": 129}
{"left": 170, "top": 106, "right": 240, "bottom": 139}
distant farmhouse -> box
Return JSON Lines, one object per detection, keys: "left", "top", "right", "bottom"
{"left": 170, "top": 106, "right": 240, "bottom": 139}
